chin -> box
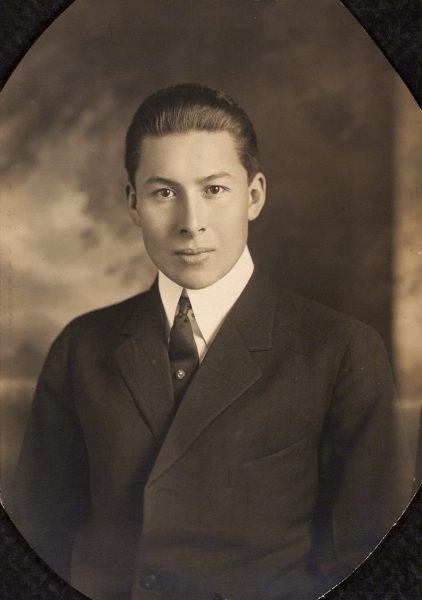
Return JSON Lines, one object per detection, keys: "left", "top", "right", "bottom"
{"left": 169, "top": 269, "right": 220, "bottom": 290}
{"left": 177, "top": 277, "right": 216, "bottom": 290}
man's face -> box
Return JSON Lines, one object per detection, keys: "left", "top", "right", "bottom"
{"left": 127, "top": 130, "right": 266, "bottom": 289}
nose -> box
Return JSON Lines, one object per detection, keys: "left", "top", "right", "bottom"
{"left": 178, "top": 194, "right": 206, "bottom": 236}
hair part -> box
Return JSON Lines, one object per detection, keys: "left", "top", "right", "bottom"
{"left": 125, "top": 83, "right": 260, "bottom": 187}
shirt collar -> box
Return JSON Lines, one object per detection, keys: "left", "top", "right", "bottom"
{"left": 158, "top": 246, "right": 254, "bottom": 345}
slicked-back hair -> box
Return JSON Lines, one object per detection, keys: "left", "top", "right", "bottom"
{"left": 125, "top": 83, "right": 260, "bottom": 187}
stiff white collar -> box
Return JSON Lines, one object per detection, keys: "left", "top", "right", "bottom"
{"left": 158, "top": 246, "right": 254, "bottom": 347}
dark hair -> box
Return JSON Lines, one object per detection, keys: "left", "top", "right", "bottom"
{"left": 125, "top": 83, "right": 260, "bottom": 186}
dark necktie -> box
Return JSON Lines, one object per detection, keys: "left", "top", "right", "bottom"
{"left": 168, "top": 291, "right": 199, "bottom": 406}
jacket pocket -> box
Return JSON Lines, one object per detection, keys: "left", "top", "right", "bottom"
{"left": 228, "top": 436, "right": 308, "bottom": 487}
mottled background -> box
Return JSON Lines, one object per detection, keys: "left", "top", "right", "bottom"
{"left": 0, "top": 0, "right": 421, "bottom": 499}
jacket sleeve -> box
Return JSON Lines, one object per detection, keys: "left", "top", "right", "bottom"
{"left": 312, "top": 322, "right": 414, "bottom": 591}
{"left": 8, "top": 325, "right": 90, "bottom": 581}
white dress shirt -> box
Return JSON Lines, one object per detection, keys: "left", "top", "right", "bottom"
{"left": 158, "top": 246, "right": 254, "bottom": 362}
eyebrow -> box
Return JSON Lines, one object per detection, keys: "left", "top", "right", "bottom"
{"left": 143, "top": 172, "right": 233, "bottom": 187}
{"left": 143, "top": 176, "right": 179, "bottom": 187}
{"left": 197, "top": 172, "right": 233, "bottom": 184}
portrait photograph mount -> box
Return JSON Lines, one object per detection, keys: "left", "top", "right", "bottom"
{"left": 0, "top": 1, "right": 421, "bottom": 600}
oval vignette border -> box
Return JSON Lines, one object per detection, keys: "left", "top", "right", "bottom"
{"left": 0, "top": 1, "right": 420, "bottom": 599}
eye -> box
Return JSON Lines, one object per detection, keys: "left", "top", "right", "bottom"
{"left": 154, "top": 188, "right": 175, "bottom": 199}
{"left": 204, "top": 185, "right": 227, "bottom": 196}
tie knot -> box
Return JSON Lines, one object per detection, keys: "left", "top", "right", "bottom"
{"left": 178, "top": 294, "right": 191, "bottom": 317}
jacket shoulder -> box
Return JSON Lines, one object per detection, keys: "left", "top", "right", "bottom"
{"left": 277, "top": 288, "right": 385, "bottom": 348}
{"left": 54, "top": 291, "right": 148, "bottom": 349}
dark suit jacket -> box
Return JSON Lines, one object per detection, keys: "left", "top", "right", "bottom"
{"left": 8, "top": 271, "right": 413, "bottom": 600}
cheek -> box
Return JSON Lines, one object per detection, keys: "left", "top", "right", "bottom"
{"left": 140, "top": 221, "right": 167, "bottom": 253}
{"left": 140, "top": 210, "right": 170, "bottom": 237}
{"left": 144, "top": 228, "right": 166, "bottom": 246}
{"left": 216, "top": 206, "right": 249, "bottom": 237}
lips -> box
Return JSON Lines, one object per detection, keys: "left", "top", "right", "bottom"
{"left": 175, "top": 247, "right": 214, "bottom": 256}
{"left": 175, "top": 247, "right": 215, "bottom": 264}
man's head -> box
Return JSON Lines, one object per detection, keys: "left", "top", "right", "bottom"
{"left": 125, "top": 83, "right": 266, "bottom": 289}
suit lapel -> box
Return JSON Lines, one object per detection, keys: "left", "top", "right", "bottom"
{"left": 148, "top": 271, "right": 278, "bottom": 484}
{"left": 114, "top": 280, "right": 174, "bottom": 443}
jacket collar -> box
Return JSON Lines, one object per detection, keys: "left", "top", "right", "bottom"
{"left": 229, "top": 268, "right": 277, "bottom": 351}
{"left": 121, "top": 268, "right": 277, "bottom": 349}
{"left": 115, "top": 280, "right": 175, "bottom": 443}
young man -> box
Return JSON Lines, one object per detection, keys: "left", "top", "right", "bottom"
{"left": 11, "top": 84, "right": 412, "bottom": 600}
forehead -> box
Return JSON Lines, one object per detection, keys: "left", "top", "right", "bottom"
{"left": 136, "top": 130, "right": 245, "bottom": 181}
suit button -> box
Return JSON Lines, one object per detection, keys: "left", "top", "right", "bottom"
{"left": 141, "top": 573, "right": 157, "bottom": 590}
{"left": 175, "top": 369, "right": 186, "bottom": 380}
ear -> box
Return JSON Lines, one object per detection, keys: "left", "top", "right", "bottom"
{"left": 126, "top": 182, "right": 142, "bottom": 227}
{"left": 247, "top": 172, "right": 266, "bottom": 221}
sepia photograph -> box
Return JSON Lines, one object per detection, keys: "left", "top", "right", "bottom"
{"left": 0, "top": 1, "right": 421, "bottom": 600}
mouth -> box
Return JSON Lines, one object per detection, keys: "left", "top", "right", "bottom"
{"left": 174, "top": 247, "right": 215, "bottom": 265}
